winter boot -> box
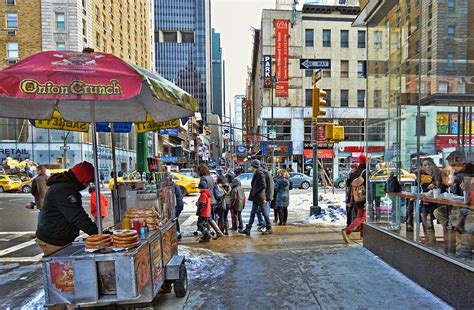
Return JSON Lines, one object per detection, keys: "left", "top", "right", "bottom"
{"left": 262, "top": 226, "right": 273, "bottom": 235}
{"left": 210, "top": 221, "right": 224, "bottom": 240}
{"left": 224, "top": 223, "right": 229, "bottom": 236}
{"left": 238, "top": 225, "right": 251, "bottom": 236}
{"left": 341, "top": 229, "right": 350, "bottom": 243}
{"left": 199, "top": 230, "right": 211, "bottom": 243}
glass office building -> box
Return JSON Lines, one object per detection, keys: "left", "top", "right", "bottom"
{"left": 355, "top": 1, "right": 473, "bottom": 307}
{"left": 154, "top": 0, "right": 211, "bottom": 121}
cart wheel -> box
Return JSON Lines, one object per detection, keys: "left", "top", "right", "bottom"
{"left": 159, "top": 280, "right": 173, "bottom": 294}
{"left": 174, "top": 263, "right": 188, "bottom": 298}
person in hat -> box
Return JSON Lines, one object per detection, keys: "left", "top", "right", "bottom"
{"left": 239, "top": 159, "right": 272, "bottom": 236}
{"left": 36, "top": 161, "right": 99, "bottom": 255}
{"left": 342, "top": 154, "right": 367, "bottom": 243}
{"left": 196, "top": 180, "right": 212, "bottom": 243}
{"left": 256, "top": 162, "right": 274, "bottom": 230}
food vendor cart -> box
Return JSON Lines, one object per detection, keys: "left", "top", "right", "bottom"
{"left": 0, "top": 50, "right": 198, "bottom": 307}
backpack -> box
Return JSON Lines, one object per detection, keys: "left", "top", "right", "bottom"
{"left": 214, "top": 184, "right": 225, "bottom": 201}
{"left": 351, "top": 170, "right": 366, "bottom": 203}
{"left": 386, "top": 174, "right": 402, "bottom": 193}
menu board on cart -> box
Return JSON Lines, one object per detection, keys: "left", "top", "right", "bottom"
{"left": 151, "top": 237, "right": 164, "bottom": 293}
{"left": 50, "top": 261, "right": 75, "bottom": 293}
{"left": 134, "top": 245, "right": 151, "bottom": 293}
{"left": 162, "top": 224, "right": 178, "bottom": 266}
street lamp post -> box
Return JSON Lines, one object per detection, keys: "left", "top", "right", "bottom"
{"left": 62, "top": 131, "right": 71, "bottom": 169}
{"left": 270, "top": 76, "right": 278, "bottom": 175}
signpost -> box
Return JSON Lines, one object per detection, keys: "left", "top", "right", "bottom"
{"left": 300, "top": 59, "right": 331, "bottom": 70}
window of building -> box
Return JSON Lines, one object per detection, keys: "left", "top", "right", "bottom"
{"left": 305, "top": 29, "right": 314, "bottom": 47}
{"left": 357, "top": 90, "right": 365, "bottom": 108}
{"left": 340, "top": 90, "right": 349, "bottom": 107}
{"left": 322, "top": 30, "right": 331, "bottom": 47}
{"left": 95, "top": 32, "right": 100, "bottom": 46}
{"left": 56, "top": 42, "right": 66, "bottom": 50}
{"left": 374, "top": 31, "right": 382, "bottom": 49}
{"left": 305, "top": 70, "right": 313, "bottom": 77}
{"left": 358, "top": 31, "right": 366, "bottom": 48}
{"left": 56, "top": 12, "right": 65, "bottom": 30}
{"left": 447, "top": 52, "right": 455, "bottom": 69}
{"left": 182, "top": 32, "right": 194, "bottom": 43}
{"left": 6, "top": 12, "right": 17, "bottom": 28}
{"left": 448, "top": 0, "right": 455, "bottom": 14}
{"left": 323, "top": 89, "right": 331, "bottom": 107}
{"left": 5, "top": 0, "right": 15, "bottom": 5}
{"left": 305, "top": 89, "right": 313, "bottom": 107}
{"left": 447, "top": 26, "right": 455, "bottom": 40}
{"left": 265, "top": 119, "right": 291, "bottom": 141}
{"left": 374, "top": 90, "right": 382, "bottom": 107}
{"left": 340, "top": 60, "right": 349, "bottom": 78}
{"left": 82, "top": 19, "right": 87, "bottom": 36}
{"left": 439, "top": 82, "right": 449, "bottom": 93}
{"left": 416, "top": 115, "right": 426, "bottom": 136}
{"left": 357, "top": 61, "right": 366, "bottom": 78}
{"left": 339, "top": 119, "right": 365, "bottom": 142}
{"left": 163, "top": 31, "right": 177, "bottom": 43}
{"left": 428, "top": 30, "right": 432, "bottom": 46}
{"left": 340, "top": 30, "right": 349, "bottom": 48}
{"left": 7, "top": 41, "right": 18, "bottom": 59}
{"left": 95, "top": 5, "right": 99, "bottom": 22}
{"left": 322, "top": 69, "right": 331, "bottom": 77}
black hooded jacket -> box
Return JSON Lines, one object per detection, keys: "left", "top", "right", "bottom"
{"left": 36, "top": 171, "right": 98, "bottom": 246}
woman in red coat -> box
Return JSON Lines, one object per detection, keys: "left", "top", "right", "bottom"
{"left": 89, "top": 186, "right": 109, "bottom": 221}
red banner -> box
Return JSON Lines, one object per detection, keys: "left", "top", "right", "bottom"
{"left": 275, "top": 19, "right": 289, "bottom": 97}
{"left": 435, "top": 135, "right": 474, "bottom": 151}
{"left": 304, "top": 149, "right": 334, "bottom": 159}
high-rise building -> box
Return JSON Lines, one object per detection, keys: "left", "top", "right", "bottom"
{"left": 0, "top": 0, "right": 154, "bottom": 176}
{"left": 211, "top": 28, "right": 223, "bottom": 118}
{"left": 154, "top": 0, "right": 212, "bottom": 122}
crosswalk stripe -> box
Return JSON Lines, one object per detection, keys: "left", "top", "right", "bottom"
{"left": 0, "top": 239, "right": 36, "bottom": 256}
{"left": 0, "top": 231, "right": 35, "bottom": 235}
{"left": 0, "top": 253, "right": 43, "bottom": 263}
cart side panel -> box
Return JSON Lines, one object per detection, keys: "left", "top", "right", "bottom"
{"left": 133, "top": 243, "right": 154, "bottom": 301}
{"left": 150, "top": 233, "right": 165, "bottom": 296}
{"left": 162, "top": 223, "right": 178, "bottom": 266}
{"left": 44, "top": 259, "right": 76, "bottom": 306}
{"left": 115, "top": 254, "right": 137, "bottom": 300}
{"left": 73, "top": 259, "right": 98, "bottom": 304}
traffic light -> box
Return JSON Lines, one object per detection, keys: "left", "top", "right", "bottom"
{"left": 325, "top": 123, "right": 345, "bottom": 142}
{"left": 204, "top": 126, "right": 210, "bottom": 136}
{"left": 312, "top": 85, "right": 326, "bottom": 119}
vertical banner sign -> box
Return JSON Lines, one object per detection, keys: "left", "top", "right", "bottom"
{"left": 263, "top": 55, "right": 272, "bottom": 88}
{"left": 275, "top": 19, "right": 289, "bottom": 97}
{"left": 242, "top": 98, "right": 247, "bottom": 137}
{"left": 246, "top": 100, "right": 253, "bottom": 145}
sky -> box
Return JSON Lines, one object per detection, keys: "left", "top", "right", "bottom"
{"left": 211, "top": 0, "right": 302, "bottom": 115}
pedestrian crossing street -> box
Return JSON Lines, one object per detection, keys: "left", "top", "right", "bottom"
{"left": 0, "top": 232, "right": 43, "bottom": 263}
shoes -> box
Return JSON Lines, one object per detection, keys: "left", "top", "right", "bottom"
{"left": 262, "top": 227, "right": 273, "bottom": 235}
{"left": 257, "top": 225, "right": 264, "bottom": 232}
{"left": 238, "top": 225, "right": 251, "bottom": 236}
{"left": 25, "top": 203, "right": 34, "bottom": 210}
{"left": 199, "top": 238, "right": 210, "bottom": 243}
{"left": 213, "top": 233, "right": 224, "bottom": 240}
{"left": 341, "top": 229, "right": 350, "bottom": 243}
{"left": 406, "top": 225, "right": 414, "bottom": 232}
{"left": 193, "top": 231, "right": 199, "bottom": 236}
{"left": 30, "top": 233, "right": 36, "bottom": 239}
{"left": 177, "top": 234, "right": 182, "bottom": 240}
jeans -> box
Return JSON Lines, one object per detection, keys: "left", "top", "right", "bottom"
{"left": 256, "top": 201, "right": 271, "bottom": 226}
{"left": 346, "top": 208, "right": 366, "bottom": 237}
{"left": 197, "top": 216, "right": 210, "bottom": 239}
{"left": 233, "top": 210, "right": 243, "bottom": 229}
{"left": 175, "top": 209, "right": 183, "bottom": 234}
{"left": 249, "top": 201, "right": 271, "bottom": 228}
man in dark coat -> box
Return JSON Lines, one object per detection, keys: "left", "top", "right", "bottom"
{"left": 173, "top": 182, "right": 184, "bottom": 240}
{"left": 36, "top": 161, "right": 98, "bottom": 255}
{"left": 256, "top": 162, "right": 274, "bottom": 229}
{"left": 239, "top": 160, "right": 272, "bottom": 235}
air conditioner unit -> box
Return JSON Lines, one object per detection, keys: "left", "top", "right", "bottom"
{"left": 6, "top": 29, "right": 17, "bottom": 36}
{"left": 7, "top": 59, "right": 17, "bottom": 65}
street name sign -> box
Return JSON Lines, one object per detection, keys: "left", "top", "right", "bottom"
{"left": 60, "top": 146, "right": 70, "bottom": 151}
{"left": 300, "top": 59, "right": 331, "bottom": 70}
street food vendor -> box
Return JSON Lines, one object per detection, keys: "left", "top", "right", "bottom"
{"left": 36, "top": 161, "right": 99, "bottom": 255}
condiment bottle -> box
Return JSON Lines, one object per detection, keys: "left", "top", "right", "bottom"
{"left": 123, "top": 216, "right": 131, "bottom": 229}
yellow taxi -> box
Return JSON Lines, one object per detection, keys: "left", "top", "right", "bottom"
{"left": 370, "top": 168, "right": 416, "bottom": 182}
{"left": 108, "top": 171, "right": 142, "bottom": 190}
{"left": 171, "top": 172, "right": 200, "bottom": 196}
{"left": 0, "top": 174, "right": 23, "bottom": 193}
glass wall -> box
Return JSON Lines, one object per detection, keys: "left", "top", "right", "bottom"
{"left": 365, "top": 0, "right": 473, "bottom": 266}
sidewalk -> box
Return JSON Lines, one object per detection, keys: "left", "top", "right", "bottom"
{"left": 156, "top": 225, "right": 451, "bottom": 310}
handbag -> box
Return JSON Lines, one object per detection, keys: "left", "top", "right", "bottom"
{"left": 386, "top": 174, "right": 402, "bottom": 193}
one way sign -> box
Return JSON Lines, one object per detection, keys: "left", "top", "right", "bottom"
{"left": 300, "top": 59, "right": 331, "bottom": 69}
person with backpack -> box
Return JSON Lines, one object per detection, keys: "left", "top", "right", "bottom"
{"left": 274, "top": 169, "right": 292, "bottom": 225}
{"left": 197, "top": 164, "right": 224, "bottom": 240}
{"left": 230, "top": 175, "right": 246, "bottom": 230}
{"left": 342, "top": 154, "right": 367, "bottom": 243}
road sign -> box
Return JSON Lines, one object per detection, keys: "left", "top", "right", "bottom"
{"left": 269, "top": 130, "right": 276, "bottom": 139}
{"left": 300, "top": 59, "right": 331, "bottom": 70}
{"left": 60, "top": 146, "right": 70, "bottom": 151}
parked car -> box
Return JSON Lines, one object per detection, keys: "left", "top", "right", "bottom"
{"left": 0, "top": 174, "right": 23, "bottom": 193}
{"left": 334, "top": 176, "right": 348, "bottom": 189}
{"left": 236, "top": 173, "right": 253, "bottom": 189}
{"left": 370, "top": 168, "right": 416, "bottom": 182}
{"left": 289, "top": 172, "right": 313, "bottom": 189}
{"left": 170, "top": 172, "right": 200, "bottom": 196}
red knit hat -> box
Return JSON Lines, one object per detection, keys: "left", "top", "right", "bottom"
{"left": 71, "top": 161, "right": 95, "bottom": 184}
{"left": 359, "top": 154, "right": 367, "bottom": 165}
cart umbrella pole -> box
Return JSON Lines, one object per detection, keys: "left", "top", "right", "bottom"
{"left": 110, "top": 124, "right": 120, "bottom": 225}
{"left": 90, "top": 101, "right": 103, "bottom": 233}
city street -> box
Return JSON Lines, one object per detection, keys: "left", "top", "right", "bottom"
{"left": 0, "top": 189, "right": 451, "bottom": 309}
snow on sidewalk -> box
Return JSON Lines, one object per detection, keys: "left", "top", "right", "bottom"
{"left": 290, "top": 191, "right": 347, "bottom": 227}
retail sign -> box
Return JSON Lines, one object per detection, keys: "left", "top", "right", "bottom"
{"left": 236, "top": 145, "right": 247, "bottom": 155}
{"left": 31, "top": 110, "right": 89, "bottom": 133}
{"left": 303, "top": 149, "right": 334, "bottom": 159}
{"left": 304, "top": 141, "right": 334, "bottom": 149}
{"left": 261, "top": 141, "right": 293, "bottom": 157}
{"left": 161, "top": 156, "right": 178, "bottom": 163}
{"left": 246, "top": 100, "right": 253, "bottom": 144}
{"left": 435, "top": 135, "right": 474, "bottom": 151}
{"left": 159, "top": 128, "right": 179, "bottom": 137}
{"left": 274, "top": 19, "right": 289, "bottom": 97}
{"left": 299, "top": 59, "right": 331, "bottom": 70}
{"left": 135, "top": 117, "right": 180, "bottom": 133}
{"left": 339, "top": 146, "right": 385, "bottom": 153}
{"left": 436, "top": 113, "right": 449, "bottom": 135}
{"left": 263, "top": 55, "right": 272, "bottom": 88}
{"left": 222, "top": 122, "right": 230, "bottom": 141}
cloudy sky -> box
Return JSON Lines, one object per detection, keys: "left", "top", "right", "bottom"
{"left": 211, "top": 0, "right": 303, "bottom": 114}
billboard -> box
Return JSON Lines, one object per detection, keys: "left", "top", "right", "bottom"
{"left": 274, "top": 19, "right": 289, "bottom": 97}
